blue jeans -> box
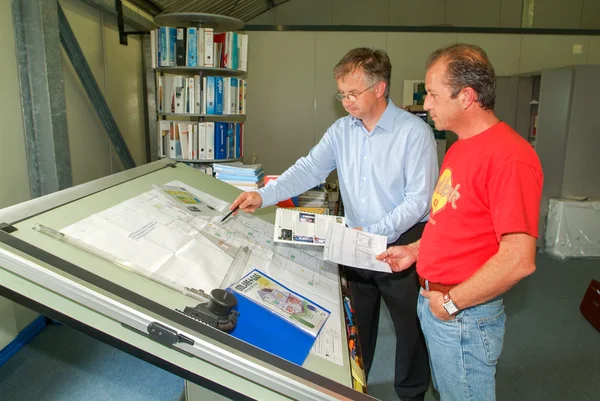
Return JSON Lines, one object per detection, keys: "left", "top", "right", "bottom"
{"left": 417, "top": 293, "right": 506, "bottom": 401}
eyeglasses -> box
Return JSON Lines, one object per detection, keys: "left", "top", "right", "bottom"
{"left": 335, "top": 82, "right": 379, "bottom": 102}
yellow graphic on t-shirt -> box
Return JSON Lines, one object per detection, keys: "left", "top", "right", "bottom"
{"left": 431, "top": 168, "right": 461, "bottom": 214}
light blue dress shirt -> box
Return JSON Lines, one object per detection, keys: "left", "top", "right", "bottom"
{"left": 258, "top": 100, "right": 439, "bottom": 244}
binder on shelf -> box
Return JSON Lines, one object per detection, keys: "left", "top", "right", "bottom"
{"left": 228, "top": 269, "right": 330, "bottom": 365}
{"left": 175, "top": 28, "right": 186, "bottom": 66}
{"left": 194, "top": 75, "right": 201, "bottom": 112}
{"left": 241, "top": 34, "right": 248, "bottom": 71}
{"left": 235, "top": 124, "right": 241, "bottom": 158}
{"left": 167, "top": 27, "right": 176, "bottom": 66}
{"left": 198, "top": 122, "right": 206, "bottom": 160}
{"left": 232, "top": 32, "right": 238, "bottom": 70}
{"left": 205, "top": 122, "right": 215, "bottom": 160}
{"left": 230, "top": 78, "right": 238, "bottom": 115}
{"left": 222, "top": 77, "right": 231, "bottom": 115}
{"left": 215, "top": 122, "right": 227, "bottom": 159}
{"left": 186, "top": 27, "right": 197, "bottom": 67}
{"left": 196, "top": 28, "right": 205, "bottom": 67}
{"left": 215, "top": 76, "right": 224, "bottom": 115}
{"left": 174, "top": 76, "right": 184, "bottom": 113}
{"left": 204, "top": 27, "right": 214, "bottom": 67}
{"left": 169, "top": 122, "right": 180, "bottom": 159}
{"left": 206, "top": 76, "right": 216, "bottom": 115}
{"left": 227, "top": 123, "right": 235, "bottom": 159}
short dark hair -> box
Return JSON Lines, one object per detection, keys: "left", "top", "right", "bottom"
{"left": 426, "top": 44, "right": 496, "bottom": 110}
{"left": 334, "top": 48, "right": 391, "bottom": 97}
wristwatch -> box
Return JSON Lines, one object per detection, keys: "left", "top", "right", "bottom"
{"left": 442, "top": 293, "right": 460, "bottom": 316}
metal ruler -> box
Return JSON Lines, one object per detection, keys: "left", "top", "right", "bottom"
{"left": 219, "top": 245, "right": 251, "bottom": 289}
{"left": 198, "top": 226, "right": 252, "bottom": 289}
{"left": 33, "top": 224, "right": 211, "bottom": 302}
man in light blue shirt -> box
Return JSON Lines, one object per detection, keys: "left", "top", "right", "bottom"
{"left": 230, "top": 48, "right": 438, "bottom": 401}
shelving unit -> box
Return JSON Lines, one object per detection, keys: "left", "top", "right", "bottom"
{"left": 169, "top": 157, "right": 242, "bottom": 163}
{"left": 151, "top": 13, "right": 247, "bottom": 164}
{"left": 156, "top": 66, "right": 245, "bottom": 75}
{"left": 158, "top": 113, "right": 245, "bottom": 119}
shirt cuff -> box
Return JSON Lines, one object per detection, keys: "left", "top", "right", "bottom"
{"left": 256, "top": 185, "right": 277, "bottom": 208}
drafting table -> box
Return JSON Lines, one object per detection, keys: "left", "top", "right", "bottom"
{"left": 0, "top": 160, "right": 374, "bottom": 401}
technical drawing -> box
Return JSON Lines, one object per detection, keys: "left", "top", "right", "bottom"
{"left": 356, "top": 232, "right": 373, "bottom": 248}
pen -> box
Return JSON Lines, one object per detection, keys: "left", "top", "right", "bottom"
{"left": 344, "top": 299, "right": 353, "bottom": 326}
{"left": 220, "top": 205, "right": 239, "bottom": 223}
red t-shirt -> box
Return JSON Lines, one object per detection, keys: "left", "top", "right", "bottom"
{"left": 417, "top": 122, "right": 543, "bottom": 284}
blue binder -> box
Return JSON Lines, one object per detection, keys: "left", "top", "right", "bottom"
{"left": 226, "top": 270, "right": 329, "bottom": 365}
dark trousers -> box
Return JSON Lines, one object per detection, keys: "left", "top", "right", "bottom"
{"left": 346, "top": 222, "right": 430, "bottom": 401}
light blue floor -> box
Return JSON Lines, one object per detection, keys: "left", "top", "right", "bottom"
{"left": 0, "top": 323, "right": 184, "bottom": 401}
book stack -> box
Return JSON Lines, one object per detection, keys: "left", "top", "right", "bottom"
{"left": 213, "top": 162, "right": 264, "bottom": 192}
{"left": 297, "top": 183, "right": 328, "bottom": 208}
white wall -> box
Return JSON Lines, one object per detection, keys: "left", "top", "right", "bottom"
{"left": 561, "top": 65, "right": 600, "bottom": 198}
{"left": 61, "top": 0, "right": 146, "bottom": 186}
{"left": 250, "top": 0, "right": 600, "bottom": 29}
{"left": 243, "top": 30, "right": 600, "bottom": 175}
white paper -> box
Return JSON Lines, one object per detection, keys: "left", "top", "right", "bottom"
{"left": 274, "top": 208, "right": 345, "bottom": 246}
{"left": 311, "top": 323, "right": 344, "bottom": 366}
{"left": 324, "top": 224, "right": 391, "bottom": 273}
{"left": 61, "top": 183, "right": 234, "bottom": 295}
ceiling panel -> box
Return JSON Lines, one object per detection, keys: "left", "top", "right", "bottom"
{"left": 151, "top": 0, "right": 287, "bottom": 23}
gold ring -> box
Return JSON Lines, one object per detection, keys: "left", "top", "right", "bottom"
{"left": 384, "top": 250, "right": 389, "bottom": 257}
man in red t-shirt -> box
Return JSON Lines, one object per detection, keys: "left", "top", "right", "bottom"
{"left": 378, "top": 44, "right": 543, "bottom": 400}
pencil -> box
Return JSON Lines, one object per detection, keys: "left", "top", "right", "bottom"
{"left": 220, "top": 205, "right": 239, "bottom": 222}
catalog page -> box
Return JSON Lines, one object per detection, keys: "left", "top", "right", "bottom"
{"left": 231, "top": 269, "right": 330, "bottom": 337}
{"left": 273, "top": 208, "right": 345, "bottom": 246}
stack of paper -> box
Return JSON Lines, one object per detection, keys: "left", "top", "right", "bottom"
{"left": 298, "top": 184, "right": 328, "bottom": 208}
{"left": 213, "top": 162, "right": 264, "bottom": 192}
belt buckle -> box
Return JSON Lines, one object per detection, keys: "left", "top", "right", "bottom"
{"left": 424, "top": 279, "right": 430, "bottom": 291}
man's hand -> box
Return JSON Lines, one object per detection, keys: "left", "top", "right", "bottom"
{"left": 376, "top": 243, "right": 418, "bottom": 272}
{"left": 421, "top": 290, "right": 453, "bottom": 321}
{"left": 230, "top": 192, "right": 263, "bottom": 214}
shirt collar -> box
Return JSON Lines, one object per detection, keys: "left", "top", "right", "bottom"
{"left": 350, "top": 99, "right": 397, "bottom": 133}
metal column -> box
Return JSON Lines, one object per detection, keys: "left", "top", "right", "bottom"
{"left": 141, "top": 34, "right": 158, "bottom": 163}
{"left": 12, "top": 0, "right": 72, "bottom": 198}
{"left": 57, "top": 2, "right": 136, "bottom": 170}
